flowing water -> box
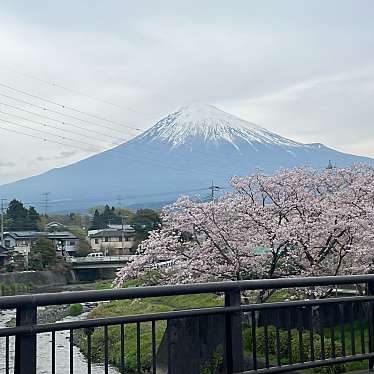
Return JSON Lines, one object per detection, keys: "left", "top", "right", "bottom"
{"left": 0, "top": 289, "right": 120, "bottom": 373}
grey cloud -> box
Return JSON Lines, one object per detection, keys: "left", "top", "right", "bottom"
{"left": 33, "top": 150, "right": 80, "bottom": 164}
{"left": 0, "top": 0, "right": 374, "bottom": 184}
{"left": 0, "top": 161, "right": 16, "bottom": 168}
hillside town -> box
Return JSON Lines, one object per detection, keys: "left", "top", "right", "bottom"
{"left": 0, "top": 199, "right": 160, "bottom": 277}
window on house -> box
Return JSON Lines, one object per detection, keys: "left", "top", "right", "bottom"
{"left": 95, "top": 239, "right": 99, "bottom": 244}
{"left": 105, "top": 237, "right": 109, "bottom": 242}
{"left": 4, "top": 240, "right": 10, "bottom": 248}
{"left": 118, "top": 236, "right": 122, "bottom": 242}
{"left": 69, "top": 241, "right": 75, "bottom": 246}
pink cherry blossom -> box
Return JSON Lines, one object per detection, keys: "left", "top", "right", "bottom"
{"left": 115, "top": 165, "right": 374, "bottom": 297}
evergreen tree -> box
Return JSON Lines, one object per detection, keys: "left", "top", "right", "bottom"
{"left": 90, "top": 209, "right": 104, "bottom": 229}
{"left": 27, "top": 207, "right": 40, "bottom": 229}
{"left": 29, "top": 237, "right": 57, "bottom": 270}
{"left": 130, "top": 209, "right": 161, "bottom": 241}
{"left": 6, "top": 200, "right": 40, "bottom": 231}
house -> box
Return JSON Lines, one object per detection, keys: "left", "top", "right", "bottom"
{"left": 88, "top": 226, "right": 136, "bottom": 255}
{"left": 2, "top": 231, "right": 79, "bottom": 257}
{"left": 0, "top": 245, "right": 10, "bottom": 267}
{"left": 45, "top": 221, "right": 66, "bottom": 231}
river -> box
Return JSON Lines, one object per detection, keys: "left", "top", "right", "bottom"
{"left": 0, "top": 288, "right": 120, "bottom": 373}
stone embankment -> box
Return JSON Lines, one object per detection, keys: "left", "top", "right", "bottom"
{"left": 0, "top": 270, "right": 72, "bottom": 295}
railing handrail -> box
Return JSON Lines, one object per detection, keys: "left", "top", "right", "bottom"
{"left": 66, "top": 255, "right": 134, "bottom": 263}
{"left": 1, "top": 273, "right": 374, "bottom": 309}
{"left": 2, "top": 294, "right": 374, "bottom": 337}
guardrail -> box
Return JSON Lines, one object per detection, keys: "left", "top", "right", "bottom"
{"left": 66, "top": 255, "right": 134, "bottom": 263}
{"left": 2, "top": 274, "right": 374, "bottom": 373}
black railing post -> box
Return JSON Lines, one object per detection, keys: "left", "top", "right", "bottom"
{"left": 14, "top": 304, "right": 37, "bottom": 374}
{"left": 225, "top": 287, "right": 243, "bottom": 374}
{"left": 367, "top": 281, "right": 374, "bottom": 370}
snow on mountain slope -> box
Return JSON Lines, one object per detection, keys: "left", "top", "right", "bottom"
{"left": 138, "top": 103, "right": 301, "bottom": 149}
{"left": 0, "top": 103, "right": 373, "bottom": 211}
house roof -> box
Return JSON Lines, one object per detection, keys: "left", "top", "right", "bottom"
{"left": 90, "top": 229, "right": 135, "bottom": 238}
{"left": 45, "top": 221, "right": 65, "bottom": 228}
{"left": 4, "top": 231, "right": 78, "bottom": 240}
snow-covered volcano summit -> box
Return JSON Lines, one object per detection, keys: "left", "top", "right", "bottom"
{"left": 139, "top": 103, "right": 301, "bottom": 148}
{"left": 0, "top": 103, "right": 373, "bottom": 211}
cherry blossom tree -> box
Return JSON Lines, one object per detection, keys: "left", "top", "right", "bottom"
{"left": 115, "top": 165, "right": 374, "bottom": 297}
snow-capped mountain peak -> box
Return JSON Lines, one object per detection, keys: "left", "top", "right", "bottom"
{"left": 138, "top": 103, "right": 302, "bottom": 149}
{"left": 0, "top": 103, "right": 373, "bottom": 211}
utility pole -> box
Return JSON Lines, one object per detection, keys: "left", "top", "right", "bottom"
{"left": 42, "top": 192, "right": 50, "bottom": 216}
{"left": 121, "top": 216, "right": 125, "bottom": 255}
{"left": 208, "top": 180, "right": 220, "bottom": 201}
{"left": 115, "top": 195, "right": 126, "bottom": 254}
{"left": 1, "top": 198, "right": 7, "bottom": 247}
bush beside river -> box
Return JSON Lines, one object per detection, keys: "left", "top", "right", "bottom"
{"left": 76, "top": 294, "right": 222, "bottom": 373}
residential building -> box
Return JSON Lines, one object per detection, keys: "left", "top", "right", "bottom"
{"left": 88, "top": 227, "right": 136, "bottom": 255}
{"left": 0, "top": 245, "right": 10, "bottom": 267}
{"left": 45, "top": 221, "right": 66, "bottom": 231}
{"left": 2, "top": 231, "right": 79, "bottom": 257}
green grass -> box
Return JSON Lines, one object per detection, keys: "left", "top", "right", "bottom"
{"left": 77, "top": 293, "right": 223, "bottom": 373}
{"left": 0, "top": 282, "right": 35, "bottom": 295}
{"left": 95, "top": 278, "right": 147, "bottom": 290}
{"left": 243, "top": 320, "right": 371, "bottom": 374}
{"left": 323, "top": 321, "right": 369, "bottom": 372}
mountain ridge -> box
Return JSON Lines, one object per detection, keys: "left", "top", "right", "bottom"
{"left": 137, "top": 103, "right": 302, "bottom": 149}
{"left": 0, "top": 103, "right": 373, "bottom": 212}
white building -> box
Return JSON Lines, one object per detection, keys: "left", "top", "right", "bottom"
{"left": 88, "top": 227, "right": 136, "bottom": 255}
{"left": 3, "top": 231, "right": 79, "bottom": 256}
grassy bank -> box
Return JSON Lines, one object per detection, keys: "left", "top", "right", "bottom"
{"left": 76, "top": 293, "right": 222, "bottom": 373}
{"left": 243, "top": 320, "right": 370, "bottom": 374}
{"left": 0, "top": 282, "right": 35, "bottom": 296}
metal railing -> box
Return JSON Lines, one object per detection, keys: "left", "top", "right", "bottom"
{"left": 1, "top": 274, "right": 374, "bottom": 373}
{"left": 66, "top": 255, "right": 134, "bottom": 263}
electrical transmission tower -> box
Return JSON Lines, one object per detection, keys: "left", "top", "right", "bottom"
{"left": 208, "top": 180, "right": 221, "bottom": 201}
{"left": 42, "top": 192, "right": 50, "bottom": 216}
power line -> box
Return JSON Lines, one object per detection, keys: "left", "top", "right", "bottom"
{"left": 0, "top": 123, "right": 94, "bottom": 152}
{"left": 0, "top": 91, "right": 261, "bottom": 173}
{"left": 0, "top": 101, "right": 225, "bottom": 169}
{"left": 21, "top": 186, "right": 228, "bottom": 208}
{"left": 0, "top": 120, "right": 228, "bottom": 179}
{"left": 1, "top": 66, "right": 155, "bottom": 118}
{"left": 0, "top": 91, "right": 137, "bottom": 133}
{"left": 0, "top": 101, "right": 127, "bottom": 142}
{"left": 0, "top": 117, "right": 100, "bottom": 151}
{"left": 0, "top": 109, "right": 117, "bottom": 145}
{"left": 0, "top": 82, "right": 142, "bottom": 131}
{"left": 0, "top": 101, "right": 249, "bottom": 172}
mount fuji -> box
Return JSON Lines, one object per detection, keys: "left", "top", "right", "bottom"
{"left": 0, "top": 103, "right": 373, "bottom": 211}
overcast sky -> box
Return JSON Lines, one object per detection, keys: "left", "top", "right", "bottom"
{"left": 0, "top": 0, "right": 373, "bottom": 184}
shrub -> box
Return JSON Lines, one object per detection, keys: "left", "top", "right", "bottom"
{"left": 76, "top": 294, "right": 222, "bottom": 372}
{"left": 243, "top": 325, "right": 345, "bottom": 374}
{"left": 69, "top": 303, "right": 83, "bottom": 316}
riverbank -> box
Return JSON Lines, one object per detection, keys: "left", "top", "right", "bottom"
{"left": 0, "top": 270, "right": 71, "bottom": 295}
{"left": 76, "top": 293, "right": 222, "bottom": 373}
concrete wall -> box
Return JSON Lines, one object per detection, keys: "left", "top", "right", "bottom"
{"left": 0, "top": 270, "right": 69, "bottom": 288}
